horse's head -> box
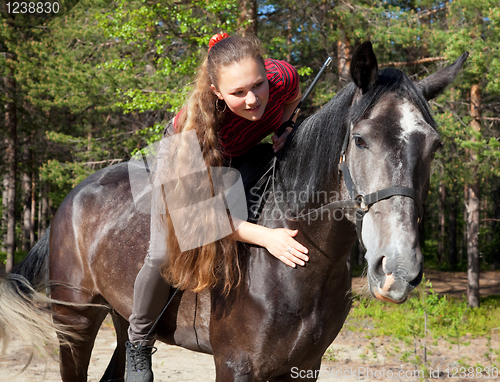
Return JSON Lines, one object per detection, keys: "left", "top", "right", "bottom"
{"left": 343, "top": 42, "right": 467, "bottom": 303}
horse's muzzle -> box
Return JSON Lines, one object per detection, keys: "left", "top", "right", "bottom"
{"left": 369, "top": 256, "right": 423, "bottom": 304}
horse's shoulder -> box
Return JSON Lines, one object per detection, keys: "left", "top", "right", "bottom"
{"left": 96, "top": 162, "right": 131, "bottom": 188}
{"left": 65, "top": 163, "right": 131, "bottom": 203}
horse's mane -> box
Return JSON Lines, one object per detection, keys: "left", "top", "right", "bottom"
{"left": 279, "top": 68, "right": 437, "bottom": 209}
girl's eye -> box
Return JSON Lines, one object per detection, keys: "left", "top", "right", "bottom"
{"left": 254, "top": 82, "right": 263, "bottom": 88}
{"left": 354, "top": 136, "right": 368, "bottom": 149}
{"left": 233, "top": 91, "right": 244, "bottom": 96}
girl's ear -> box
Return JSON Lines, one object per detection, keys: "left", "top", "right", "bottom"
{"left": 211, "top": 84, "right": 224, "bottom": 100}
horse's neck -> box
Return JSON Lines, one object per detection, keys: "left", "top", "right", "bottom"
{"left": 250, "top": 203, "right": 354, "bottom": 303}
{"left": 271, "top": 125, "right": 356, "bottom": 260}
{"left": 264, "top": 173, "right": 353, "bottom": 261}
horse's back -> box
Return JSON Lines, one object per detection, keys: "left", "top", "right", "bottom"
{"left": 49, "top": 163, "right": 150, "bottom": 312}
{"left": 48, "top": 162, "right": 211, "bottom": 349}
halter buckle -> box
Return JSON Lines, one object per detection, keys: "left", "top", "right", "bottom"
{"left": 354, "top": 194, "right": 369, "bottom": 212}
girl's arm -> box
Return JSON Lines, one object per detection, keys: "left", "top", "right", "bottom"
{"left": 229, "top": 219, "right": 309, "bottom": 268}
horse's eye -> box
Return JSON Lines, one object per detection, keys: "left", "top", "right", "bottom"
{"left": 354, "top": 136, "right": 368, "bottom": 149}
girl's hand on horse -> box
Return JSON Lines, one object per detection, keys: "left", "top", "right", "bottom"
{"left": 263, "top": 228, "right": 309, "bottom": 268}
{"left": 230, "top": 222, "right": 309, "bottom": 268}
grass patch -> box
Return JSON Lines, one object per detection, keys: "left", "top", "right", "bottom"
{"left": 341, "top": 276, "right": 500, "bottom": 371}
{"left": 348, "top": 277, "right": 500, "bottom": 341}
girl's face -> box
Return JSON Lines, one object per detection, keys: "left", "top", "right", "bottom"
{"left": 211, "top": 57, "right": 269, "bottom": 122}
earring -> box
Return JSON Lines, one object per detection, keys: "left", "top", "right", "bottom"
{"left": 216, "top": 98, "right": 227, "bottom": 113}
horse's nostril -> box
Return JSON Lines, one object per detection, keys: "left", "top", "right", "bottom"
{"left": 382, "top": 256, "right": 392, "bottom": 275}
{"left": 375, "top": 256, "right": 386, "bottom": 276}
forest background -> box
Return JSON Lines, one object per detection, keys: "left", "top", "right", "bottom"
{"left": 1, "top": 0, "right": 499, "bottom": 308}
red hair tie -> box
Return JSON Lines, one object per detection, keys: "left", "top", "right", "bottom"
{"left": 208, "top": 32, "right": 230, "bottom": 51}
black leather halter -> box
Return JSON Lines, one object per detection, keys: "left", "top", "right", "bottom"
{"left": 273, "top": 123, "right": 423, "bottom": 252}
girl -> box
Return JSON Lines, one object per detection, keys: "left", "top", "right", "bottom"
{"left": 126, "top": 33, "right": 309, "bottom": 382}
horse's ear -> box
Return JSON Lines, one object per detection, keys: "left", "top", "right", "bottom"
{"left": 350, "top": 41, "right": 379, "bottom": 94}
{"left": 416, "top": 52, "right": 469, "bottom": 100}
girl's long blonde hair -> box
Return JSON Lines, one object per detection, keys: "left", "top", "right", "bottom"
{"left": 159, "top": 35, "right": 265, "bottom": 294}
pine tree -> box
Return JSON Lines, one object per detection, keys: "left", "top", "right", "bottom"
{"left": 442, "top": 0, "right": 500, "bottom": 307}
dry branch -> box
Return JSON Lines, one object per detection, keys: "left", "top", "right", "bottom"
{"left": 83, "top": 159, "right": 124, "bottom": 167}
{"left": 416, "top": 4, "right": 448, "bottom": 19}
{"left": 380, "top": 56, "right": 447, "bottom": 68}
{"left": 141, "top": 89, "right": 170, "bottom": 94}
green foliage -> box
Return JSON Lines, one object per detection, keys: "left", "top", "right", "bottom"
{"left": 297, "top": 66, "right": 313, "bottom": 77}
{"left": 1, "top": 0, "right": 499, "bottom": 272}
{"left": 349, "top": 278, "right": 500, "bottom": 341}
{"left": 11, "top": 0, "right": 119, "bottom": 114}
{"left": 96, "top": 0, "right": 240, "bottom": 116}
{"left": 135, "top": 122, "right": 168, "bottom": 150}
{"left": 347, "top": 278, "right": 500, "bottom": 368}
{"left": 0, "top": 249, "right": 27, "bottom": 265}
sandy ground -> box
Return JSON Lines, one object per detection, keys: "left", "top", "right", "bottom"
{"left": 2, "top": 271, "right": 500, "bottom": 382}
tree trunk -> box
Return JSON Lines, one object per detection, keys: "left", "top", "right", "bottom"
{"left": 494, "top": 197, "right": 500, "bottom": 268}
{"left": 38, "top": 179, "right": 49, "bottom": 238}
{"left": 4, "top": 65, "right": 17, "bottom": 273}
{"left": 1, "top": 176, "right": 8, "bottom": 254}
{"left": 461, "top": 185, "right": 468, "bottom": 265}
{"left": 286, "top": 15, "right": 292, "bottom": 63}
{"left": 467, "top": 181, "right": 480, "bottom": 307}
{"left": 337, "top": 34, "right": 351, "bottom": 87}
{"left": 438, "top": 182, "right": 446, "bottom": 264}
{"left": 467, "top": 83, "right": 481, "bottom": 308}
{"left": 22, "top": 146, "right": 32, "bottom": 253}
{"left": 447, "top": 88, "right": 458, "bottom": 270}
{"left": 238, "top": 0, "right": 258, "bottom": 37}
{"left": 31, "top": 164, "right": 36, "bottom": 248}
{"left": 448, "top": 192, "right": 458, "bottom": 270}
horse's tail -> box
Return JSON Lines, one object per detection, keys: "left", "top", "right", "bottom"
{"left": 0, "top": 226, "right": 77, "bottom": 363}
{"left": 12, "top": 225, "right": 50, "bottom": 289}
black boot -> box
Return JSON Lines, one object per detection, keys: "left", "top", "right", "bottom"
{"left": 125, "top": 341, "right": 157, "bottom": 382}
